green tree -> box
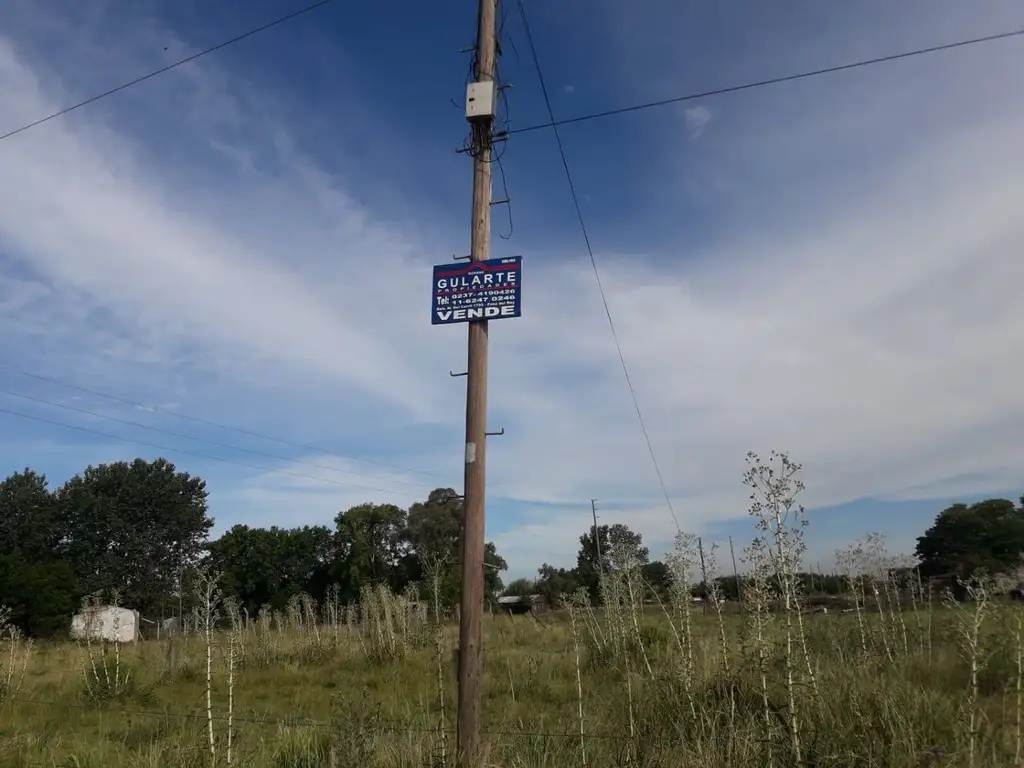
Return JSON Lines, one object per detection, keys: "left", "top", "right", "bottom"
{"left": 0, "top": 469, "right": 63, "bottom": 562}
{"left": 915, "top": 497, "right": 1024, "bottom": 578}
{"left": 503, "top": 577, "right": 536, "bottom": 597}
{"left": 641, "top": 560, "right": 670, "bottom": 597}
{"left": 405, "top": 488, "right": 508, "bottom": 606}
{"left": 0, "top": 555, "right": 81, "bottom": 637}
{"left": 406, "top": 488, "right": 463, "bottom": 608}
{"left": 407, "top": 488, "right": 462, "bottom": 563}
{"left": 57, "top": 457, "right": 212, "bottom": 614}
{"left": 536, "top": 564, "right": 581, "bottom": 607}
{"left": 577, "top": 523, "right": 648, "bottom": 603}
{"left": 208, "top": 524, "right": 334, "bottom": 615}
{"left": 333, "top": 502, "right": 409, "bottom": 598}
{"left": 484, "top": 541, "right": 509, "bottom": 596}
{"left": 0, "top": 469, "right": 82, "bottom": 636}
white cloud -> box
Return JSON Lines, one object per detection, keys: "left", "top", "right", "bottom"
{"left": 0, "top": 32, "right": 453, "bottom": 420}
{"left": 0, "top": 5, "right": 1022, "bottom": 577}
{"left": 684, "top": 105, "right": 712, "bottom": 138}
{"left": 210, "top": 453, "right": 442, "bottom": 533}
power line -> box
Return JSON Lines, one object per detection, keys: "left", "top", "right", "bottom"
{"left": 514, "top": 0, "right": 680, "bottom": 532}
{"left": 0, "top": 0, "right": 342, "bottom": 143}
{"left": 0, "top": 364, "right": 449, "bottom": 481}
{"left": 507, "top": 26, "right": 1024, "bottom": 136}
{"left": 0, "top": 404, "right": 423, "bottom": 499}
{"left": 0, "top": 386, "right": 438, "bottom": 492}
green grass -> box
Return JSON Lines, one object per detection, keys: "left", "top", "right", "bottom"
{"left": 0, "top": 595, "right": 1022, "bottom": 767}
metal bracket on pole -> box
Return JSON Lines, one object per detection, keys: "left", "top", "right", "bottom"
{"left": 450, "top": 370, "right": 468, "bottom": 377}
{"left": 490, "top": 198, "right": 510, "bottom": 206}
{"left": 447, "top": 559, "right": 498, "bottom": 570}
{"left": 453, "top": 253, "right": 472, "bottom": 261}
{"left": 485, "top": 428, "right": 504, "bottom": 436}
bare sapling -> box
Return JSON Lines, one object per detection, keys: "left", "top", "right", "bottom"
{"left": 564, "top": 590, "right": 589, "bottom": 767}
{"left": 219, "top": 595, "right": 244, "bottom": 766}
{"left": 910, "top": 565, "right": 926, "bottom": 655}
{"left": 601, "top": 542, "right": 638, "bottom": 750}
{"left": 698, "top": 538, "right": 730, "bottom": 673}
{"left": 944, "top": 574, "right": 993, "bottom": 768}
{"left": 863, "top": 533, "right": 895, "bottom": 662}
{"left": 1015, "top": 608, "right": 1023, "bottom": 765}
{"left": 836, "top": 542, "right": 870, "bottom": 659}
{"left": 324, "top": 583, "right": 342, "bottom": 648}
{"left": 78, "top": 590, "right": 132, "bottom": 701}
{"left": 888, "top": 555, "right": 913, "bottom": 656}
{"left": 874, "top": 538, "right": 911, "bottom": 657}
{"left": 665, "top": 532, "right": 700, "bottom": 718}
{"left": 599, "top": 564, "right": 628, "bottom": 666}
{"left": 226, "top": 625, "right": 238, "bottom": 766}
{"left": 193, "top": 565, "right": 235, "bottom": 765}
{"left": 1003, "top": 558, "right": 1024, "bottom": 764}
{"left": 741, "top": 540, "right": 776, "bottom": 768}
{"left": 360, "top": 583, "right": 419, "bottom": 664}
{"left": 745, "top": 450, "right": 812, "bottom": 762}
{"left": 609, "top": 537, "right": 654, "bottom": 679}
{"left": 0, "top": 606, "right": 31, "bottom": 705}
{"left": 698, "top": 538, "right": 737, "bottom": 737}
{"left": 422, "top": 553, "right": 449, "bottom": 765}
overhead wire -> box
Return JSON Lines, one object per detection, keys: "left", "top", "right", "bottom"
{"left": 0, "top": 404, "right": 425, "bottom": 498}
{"left": 495, "top": 153, "right": 514, "bottom": 240}
{"left": 0, "top": 364, "right": 450, "bottom": 480}
{"left": 507, "top": 26, "right": 1024, "bottom": 136}
{"left": 0, "top": 0, "right": 343, "bottom": 143}
{"left": 4, "top": 3, "right": 1012, "bottom": 528}
{"left": 0, "top": 0, "right": 464, "bottom": 493}
{"left": 493, "top": 7, "right": 515, "bottom": 240}
{"left": 459, "top": 5, "right": 514, "bottom": 239}
{"left": 461, "top": 4, "right": 513, "bottom": 165}
{"left": 0, "top": 386, "right": 439, "bottom": 492}
{"left": 513, "top": 0, "right": 680, "bottom": 531}
{"left": 1, "top": 5, "right": 1012, "bottom": 147}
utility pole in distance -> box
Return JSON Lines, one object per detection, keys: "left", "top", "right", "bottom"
{"left": 591, "top": 499, "right": 603, "bottom": 571}
{"left": 457, "top": 0, "right": 498, "bottom": 765}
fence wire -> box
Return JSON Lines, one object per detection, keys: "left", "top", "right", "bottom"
{"left": 11, "top": 696, "right": 644, "bottom": 741}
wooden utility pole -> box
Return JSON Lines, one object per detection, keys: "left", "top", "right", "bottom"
{"left": 457, "top": 0, "right": 498, "bottom": 765}
{"left": 697, "top": 537, "right": 709, "bottom": 616}
{"left": 728, "top": 535, "right": 743, "bottom": 609}
{"left": 590, "top": 499, "right": 603, "bottom": 571}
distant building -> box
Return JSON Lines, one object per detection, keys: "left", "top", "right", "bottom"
{"left": 496, "top": 594, "right": 545, "bottom": 615}
{"left": 70, "top": 605, "right": 140, "bottom": 643}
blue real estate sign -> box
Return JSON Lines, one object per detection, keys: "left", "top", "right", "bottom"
{"left": 431, "top": 256, "right": 522, "bottom": 325}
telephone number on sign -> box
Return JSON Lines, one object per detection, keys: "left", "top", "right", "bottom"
{"left": 438, "top": 288, "right": 517, "bottom": 298}
{"left": 452, "top": 298, "right": 516, "bottom": 308}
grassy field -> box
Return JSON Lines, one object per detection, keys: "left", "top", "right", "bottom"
{"left": 1, "top": 576, "right": 1023, "bottom": 768}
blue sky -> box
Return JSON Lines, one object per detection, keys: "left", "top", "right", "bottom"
{"left": 1, "top": 0, "right": 1022, "bottom": 580}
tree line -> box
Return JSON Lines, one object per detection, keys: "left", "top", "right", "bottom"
{"left": 1, "top": 454, "right": 1020, "bottom": 637}
{"left": 505, "top": 522, "right": 852, "bottom": 607}
{"left": 0, "top": 458, "right": 507, "bottom": 636}
{"left": 511, "top": 497, "right": 1024, "bottom": 606}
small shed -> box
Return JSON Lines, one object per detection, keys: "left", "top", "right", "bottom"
{"left": 496, "top": 594, "right": 545, "bottom": 615}
{"left": 70, "top": 605, "right": 140, "bottom": 643}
